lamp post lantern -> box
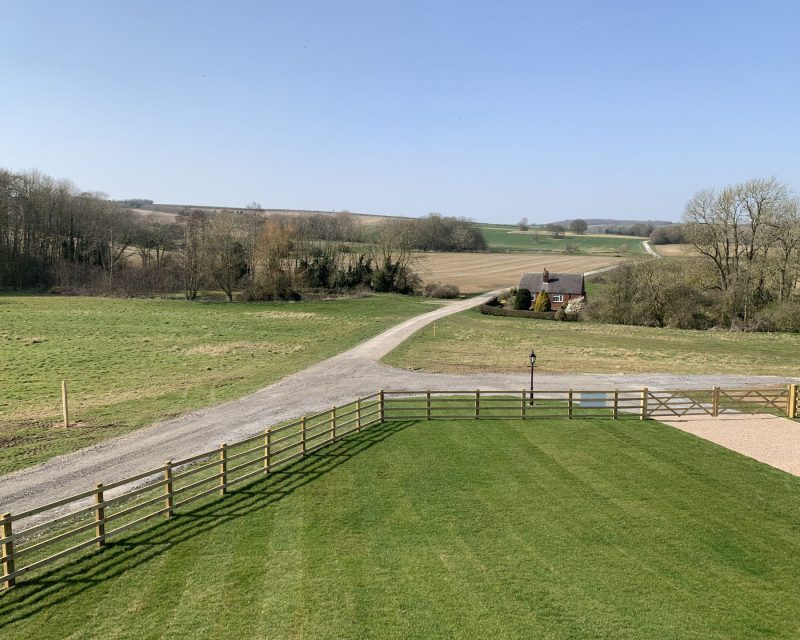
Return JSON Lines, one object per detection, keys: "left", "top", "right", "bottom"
{"left": 529, "top": 350, "right": 537, "bottom": 406}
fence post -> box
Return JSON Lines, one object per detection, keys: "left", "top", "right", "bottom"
{"left": 94, "top": 483, "right": 105, "bottom": 548}
{"left": 521, "top": 389, "right": 526, "bottom": 419}
{"left": 788, "top": 384, "right": 797, "bottom": 419}
{"left": 356, "top": 399, "right": 362, "bottom": 432}
{"left": 568, "top": 389, "right": 574, "bottom": 420}
{"left": 1, "top": 513, "right": 14, "bottom": 589}
{"left": 613, "top": 390, "right": 619, "bottom": 420}
{"left": 379, "top": 390, "right": 385, "bottom": 423}
{"left": 640, "top": 388, "right": 649, "bottom": 420}
{"left": 475, "top": 390, "right": 480, "bottom": 420}
{"left": 164, "top": 460, "right": 174, "bottom": 517}
{"left": 426, "top": 391, "right": 431, "bottom": 420}
{"left": 264, "top": 430, "right": 271, "bottom": 474}
{"left": 218, "top": 443, "right": 227, "bottom": 496}
{"left": 712, "top": 386, "right": 721, "bottom": 417}
{"left": 331, "top": 406, "right": 337, "bottom": 441}
{"left": 301, "top": 416, "right": 307, "bottom": 454}
{"left": 62, "top": 380, "right": 70, "bottom": 428}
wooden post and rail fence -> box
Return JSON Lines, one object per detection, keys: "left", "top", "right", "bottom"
{"left": 2, "top": 384, "right": 798, "bottom": 590}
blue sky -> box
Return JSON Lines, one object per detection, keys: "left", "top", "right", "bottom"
{"left": 2, "top": 1, "right": 799, "bottom": 223}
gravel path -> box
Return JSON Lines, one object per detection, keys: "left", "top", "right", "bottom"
{"left": 642, "top": 240, "right": 661, "bottom": 258}
{"left": 661, "top": 413, "right": 800, "bottom": 476}
{"left": 2, "top": 290, "right": 797, "bottom": 524}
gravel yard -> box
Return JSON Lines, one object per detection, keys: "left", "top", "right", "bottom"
{"left": 661, "top": 413, "right": 800, "bottom": 476}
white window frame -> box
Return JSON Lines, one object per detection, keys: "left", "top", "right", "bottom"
{"left": 551, "top": 294, "right": 564, "bottom": 303}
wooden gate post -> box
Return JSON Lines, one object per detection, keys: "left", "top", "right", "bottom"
{"left": 164, "top": 460, "right": 174, "bottom": 517}
{"left": 331, "top": 406, "right": 337, "bottom": 441}
{"left": 2, "top": 513, "right": 15, "bottom": 589}
{"left": 379, "top": 390, "right": 385, "bottom": 423}
{"left": 264, "top": 430, "right": 271, "bottom": 474}
{"left": 568, "top": 389, "right": 574, "bottom": 420}
{"left": 712, "top": 386, "right": 721, "bottom": 417}
{"left": 426, "top": 391, "right": 431, "bottom": 421}
{"left": 301, "top": 416, "right": 307, "bottom": 454}
{"left": 94, "top": 483, "right": 105, "bottom": 547}
{"left": 788, "top": 384, "right": 798, "bottom": 419}
{"left": 475, "top": 390, "right": 480, "bottom": 420}
{"left": 521, "top": 390, "right": 526, "bottom": 419}
{"left": 613, "top": 390, "right": 619, "bottom": 420}
{"left": 356, "top": 399, "right": 362, "bottom": 431}
{"left": 218, "top": 444, "right": 227, "bottom": 496}
{"left": 640, "top": 388, "right": 649, "bottom": 420}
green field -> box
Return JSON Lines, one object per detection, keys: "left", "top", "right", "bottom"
{"left": 480, "top": 226, "right": 646, "bottom": 254}
{"left": 384, "top": 307, "right": 800, "bottom": 376}
{"left": 0, "top": 294, "right": 435, "bottom": 473}
{"left": 4, "top": 418, "right": 800, "bottom": 639}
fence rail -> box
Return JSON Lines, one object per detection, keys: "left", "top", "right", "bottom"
{"left": 2, "top": 385, "right": 797, "bottom": 590}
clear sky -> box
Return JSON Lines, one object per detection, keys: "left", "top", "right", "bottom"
{"left": 2, "top": 1, "right": 799, "bottom": 223}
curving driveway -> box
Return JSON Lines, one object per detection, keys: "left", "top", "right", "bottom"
{"left": 1, "top": 290, "right": 796, "bottom": 521}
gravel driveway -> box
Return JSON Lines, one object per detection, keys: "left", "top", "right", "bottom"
{"left": 2, "top": 291, "right": 797, "bottom": 523}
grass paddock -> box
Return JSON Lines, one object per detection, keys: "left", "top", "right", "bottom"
{"left": 384, "top": 306, "right": 800, "bottom": 376}
{"left": 3, "top": 418, "right": 799, "bottom": 639}
{"left": 0, "top": 293, "right": 434, "bottom": 473}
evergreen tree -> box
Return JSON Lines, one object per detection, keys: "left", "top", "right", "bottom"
{"left": 533, "top": 290, "right": 551, "bottom": 312}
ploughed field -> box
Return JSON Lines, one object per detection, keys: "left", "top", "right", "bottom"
{"left": 0, "top": 293, "right": 435, "bottom": 473}
{"left": 413, "top": 252, "right": 626, "bottom": 293}
{"left": 384, "top": 306, "right": 800, "bottom": 375}
{"left": 4, "top": 418, "right": 800, "bottom": 639}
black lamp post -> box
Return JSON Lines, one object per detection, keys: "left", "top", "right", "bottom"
{"left": 529, "top": 350, "right": 537, "bottom": 405}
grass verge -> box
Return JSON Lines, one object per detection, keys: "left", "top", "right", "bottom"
{"left": 383, "top": 306, "right": 800, "bottom": 376}
{"left": 0, "top": 293, "right": 435, "bottom": 473}
{"left": 2, "top": 417, "right": 799, "bottom": 639}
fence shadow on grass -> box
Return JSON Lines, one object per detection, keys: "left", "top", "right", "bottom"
{"left": 0, "top": 420, "right": 416, "bottom": 627}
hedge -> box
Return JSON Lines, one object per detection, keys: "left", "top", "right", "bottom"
{"left": 479, "top": 298, "right": 556, "bottom": 319}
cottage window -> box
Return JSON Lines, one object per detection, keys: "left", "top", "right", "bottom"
{"left": 551, "top": 294, "right": 563, "bottom": 303}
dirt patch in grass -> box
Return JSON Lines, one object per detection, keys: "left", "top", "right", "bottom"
{"left": 249, "top": 311, "right": 320, "bottom": 320}
{"left": 186, "top": 341, "right": 305, "bottom": 356}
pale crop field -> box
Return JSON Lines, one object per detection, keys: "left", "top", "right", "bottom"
{"left": 413, "top": 252, "right": 627, "bottom": 292}
{"left": 654, "top": 244, "right": 700, "bottom": 256}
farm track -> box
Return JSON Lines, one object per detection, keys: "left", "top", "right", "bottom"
{"left": 1, "top": 287, "right": 796, "bottom": 523}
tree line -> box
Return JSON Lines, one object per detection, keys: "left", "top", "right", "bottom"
{"left": 0, "top": 169, "right": 485, "bottom": 300}
{"left": 589, "top": 178, "right": 800, "bottom": 331}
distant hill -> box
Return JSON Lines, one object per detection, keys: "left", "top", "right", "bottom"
{"left": 134, "top": 204, "right": 411, "bottom": 225}
{"left": 549, "top": 218, "right": 675, "bottom": 227}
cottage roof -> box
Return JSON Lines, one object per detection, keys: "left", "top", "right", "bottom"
{"left": 519, "top": 271, "right": 585, "bottom": 295}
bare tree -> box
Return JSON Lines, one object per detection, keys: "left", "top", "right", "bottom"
{"left": 205, "top": 211, "right": 247, "bottom": 302}
{"left": 175, "top": 208, "right": 207, "bottom": 300}
{"left": 683, "top": 177, "right": 796, "bottom": 320}
{"left": 569, "top": 219, "right": 588, "bottom": 234}
{"left": 518, "top": 217, "right": 529, "bottom": 231}
{"left": 545, "top": 223, "right": 565, "bottom": 239}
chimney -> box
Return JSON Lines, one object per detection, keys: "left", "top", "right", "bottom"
{"left": 542, "top": 268, "right": 549, "bottom": 283}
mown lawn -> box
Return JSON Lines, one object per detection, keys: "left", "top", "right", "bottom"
{"left": 3, "top": 418, "right": 800, "bottom": 639}
{"left": 384, "top": 306, "right": 800, "bottom": 376}
{"left": 0, "top": 293, "right": 435, "bottom": 472}
{"left": 480, "top": 226, "right": 645, "bottom": 254}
